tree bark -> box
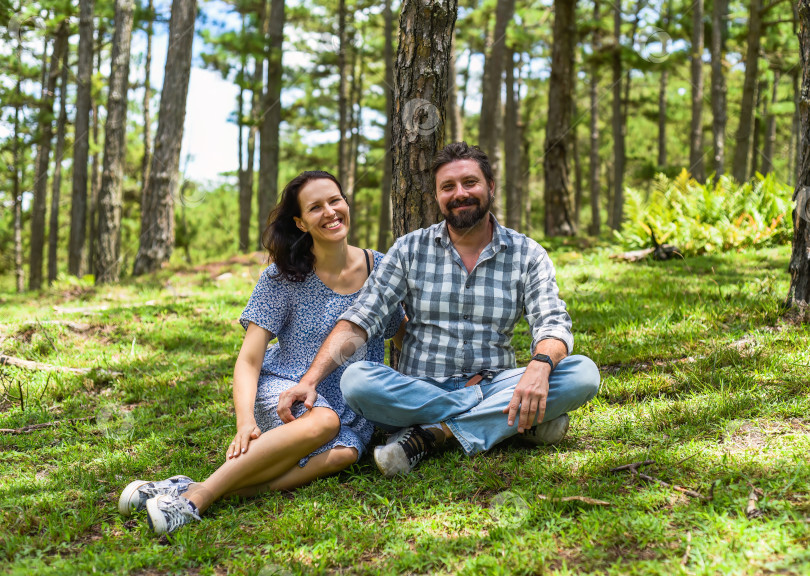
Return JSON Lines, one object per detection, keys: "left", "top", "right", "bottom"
{"left": 13, "top": 37, "right": 24, "bottom": 292}
{"left": 132, "top": 0, "right": 198, "bottom": 276}
{"left": 48, "top": 53, "right": 70, "bottom": 285}
{"left": 348, "top": 49, "right": 363, "bottom": 245}
{"left": 793, "top": 69, "right": 801, "bottom": 184}
{"left": 589, "top": 0, "right": 601, "bottom": 235}
{"left": 731, "top": 0, "right": 762, "bottom": 182}
{"left": 391, "top": 0, "right": 457, "bottom": 238}
{"left": 689, "top": 0, "right": 705, "bottom": 181}
{"left": 478, "top": 0, "right": 515, "bottom": 187}
{"left": 29, "top": 20, "right": 69, "bottom": 290}
{"left": 88, "top": 23, "right": 104, "bottom": 276}
{"left": 95, "top": 0, "right": 134, "bottom": 283}
{"left": 544, "top": 0, "right": 576, "bottom": 237}
{"left": 446, "top": 30, "right": 462, "bottom": 143}
{"left": 376, "top": 0, "right": 394, "bottom": 251}
{"left": 710, "top": 0, "right": 727, "bottom": 178}
{"left": 571, "top": 69, "right": 583, "bottom": 228}
{"left": 504, "top": 48, "right": 521, "bottom": 230}
{"left": 787, "top": 0, "right": 810, "bottom": 310}
{"left": 762, "top": 69, "right": 780, "bottom": 175}
{"left": 750, "top": 79, "right": 765, "bottom": 178}
{"left": 69, "top": 0, "right": 94, "bottom": 277}
{"left": 140, "top": 0, "right": 155, "bottom": 213}
{"left": 337, "top": 0, "right": 351, "bottom": 191}
{"left": 610, "top": 2, "right": 625, "bottom": 230}
{"left": 257, "top": 0, "right": 285, "bottom": 248}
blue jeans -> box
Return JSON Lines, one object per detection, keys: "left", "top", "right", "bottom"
{"left": 340, "top": 355, "right": 600, "bottom": 455}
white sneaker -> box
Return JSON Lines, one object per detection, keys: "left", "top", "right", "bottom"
{"left": 118, "top": 475, "right": 194, "bottom": 517}
{"left": 521, "top": 414, "right": 570, "bottom": 446}
{"left": 146, "top": 494, "right": 201, "bottom": 534}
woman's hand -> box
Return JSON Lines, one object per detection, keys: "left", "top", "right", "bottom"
{"left": 277, "top": 381, "right": 318, "bottom": 423}
{"left": 228, "top": 422, "right": 261, "bottom": 459}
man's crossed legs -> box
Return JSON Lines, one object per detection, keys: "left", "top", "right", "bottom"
{"left": 341, "top": 355, "right": 600, "bottom": 475}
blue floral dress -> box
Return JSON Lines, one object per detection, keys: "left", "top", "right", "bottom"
{"left": 239, "top": 250, "right": 404, "bottom": 467}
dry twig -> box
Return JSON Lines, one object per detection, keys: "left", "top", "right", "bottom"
{"left": 0, "top": 355, "right": 121, "bottom": 377}
{"left": 611, "top": 459, "right": 708, "bottom": 500}
{"left": 746, "top": 484, "right": 765, "bottom": 519}
{"left": 537, "top": 494, "right": 611, "bottom": 506}
{"left": 0, "top": 416, "right": 92, "bottom": 435}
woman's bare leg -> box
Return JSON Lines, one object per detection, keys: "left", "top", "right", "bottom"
{"left": 184, "top": 407, "right": 339, "bottom": 513}
{"left": 228, "top": 447, "right": 358, "bottom": 497}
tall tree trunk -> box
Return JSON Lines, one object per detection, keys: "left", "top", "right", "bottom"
{"left": 242, "top": 2, "right": 266, "bottom": 253}
{"left": 29, "top": 20, "right": 69, "bottom": 290}
{"left": 459, "top": 49, "right": 471, "bottom": 132}
{"left": 337, "top": 0, "right": 351, "bottom": 191}
{"left": 48, "top": 54, "right": 70, "bottom": 285}
{"left": 88, "top": 22, "right": 104, "bottom": 275}
{"left": 13, "top": 37, "right": 24, "bottom": 293}
{"left": 750, "top": 79, "right": 765, "bottom": 178}
{"left": 658, "top": 66, "right": 668, "bottom": 167}
{"left": 710, "top": 0, "right": 727, "bottom": 178}
{"left": 731, "top": 0, "right": 762, "bottom": 182}
{"left": 346, "top": 42, "right": 359, "bottom": 216}
{"left": 544, "top": 0, "right": 576, "bottom": 237}
{"left": 132, "top": 0, "right": 198, "bottom": 275}
{"left": 793, "top": 69, "right": 801, "bottom": 184}
{"left": 391, "top": 0, "right": 457, "bottom": 238}
{"left": 589, "top": 0, "right": 601, "bottom": 235}
{"left": 377, "top": 0, "right": 394, "bottom": 251}
{"left": 571, "top": 69, "right": 583, "bottom": 228}
{"left": 762, "top": 69, "right": 780, "bottom": 175}
{"left": 610, "top": 2, "right": 625, "bottom": 230}
{"left": 257, "top": 0, "right": 285, "bottom": 248}
{"left": 504, "top": 48, "right": 521, "bottom": 230}
{"left": 787, "top": 0, "right": 810, "bottom": 310}
{"left": 446, "top": 30, "right": 462, "bottom": 143}
{"left": 69, "top": 0, "right": 94, "bottom": 276}
{"left": 689, "top": 0, "right": 705, "bottom": 181}
{"left": 347, "top": 49, "right": 362, "bottom": 245}
{"left": 140, "top": 0, "right": 154, "bottom": 209}
{"left": 478, "top": 0, "right": 515, "bottom": 189}
{"left": 96, "top": 0, "right": 134, "bottom": 283}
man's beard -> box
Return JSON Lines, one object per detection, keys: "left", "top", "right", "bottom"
{"left": 443, "top": 193, "right": 493, "bottom": 230}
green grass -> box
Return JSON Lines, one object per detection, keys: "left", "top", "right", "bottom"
{"left": 1, "top": 245, "right": 809, "bottom": 575}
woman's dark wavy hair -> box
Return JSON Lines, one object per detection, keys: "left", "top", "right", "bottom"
{"left": 261, "top": 171, "right": 345, "bottom": 282}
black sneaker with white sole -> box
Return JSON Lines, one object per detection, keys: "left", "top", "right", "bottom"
{"left": 373, "top": 425, "right": 437, "bottom": 477}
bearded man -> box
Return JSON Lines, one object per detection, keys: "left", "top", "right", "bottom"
{"left": 278, "top": 141, "right": 600, "bottom": 476}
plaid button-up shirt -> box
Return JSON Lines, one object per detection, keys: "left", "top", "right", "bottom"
{"left": 340, "top": 216, "right": 573, "bottom": 378}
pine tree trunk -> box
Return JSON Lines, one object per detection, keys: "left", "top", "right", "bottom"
{"left": 257, "top": 0, "right": 285, "bottom": 249}
{"left": 132, "top": 0, "right": 197, "bottom": 276}
{"left": 787, "top": 0, "right": 810, "bottom": 310}
{"left": 589, "top": 0, "right": 601, "bottom": 236}
{"left": 346, "top": 43, "right": 359, "bottom": 217}
{"left": 731, "top": 0, "right": 762, "bottom": 182}
{"left": 689, "top": 0, "right": 705, "bottom": 181}
{"left": 504, "top": 48, "right": 521, "bottom": 230}
{"left": 242, "top": 2, "right": 265, "bottom": 253}
{"left": 377, "top": 0, "right": 394, "bottom": 252}
{"left": 544, "top": 0, "right": 576, "bottom": 237}
{"left": 711, "top": 0, "right": 727, "bottom": 178}
{"left": 658, "top": 4, "right": 670, "bottom": 168}
{"left": 29, "top": 20, "right": 69, "bottom": 290}
{"left": 48, "top": 55, "right": 70, "bottom": 285}
{"left": 762, "top": 69, "right": 779, "bottom": 175}
{"left": 140, "top": 0, "right": 154, "bottom": 210}
{"left": 69, "top": 0, "right": 94, "bottom": 277}
{"left": 391, "top": 0, "right": 457, "bottom": 238}
{"left": 750, "top": 79, "right": 764, "bottom": 178}
{"left": 88, "top": 24, "right": 104, "bottom": 276}
{"left": 95, "top": 0, "right": 134, "bottom": 283}
{"left": 347, "top": 50, "right": 362, "bottom": 245}
{"left": 446, "top": 30, "right": 462, "bottom": 143}
{"left": 478, "top": 0, "right": 515, "bottom": 187}
{"left": 337, "top": 0, "right": 351, "bottom": 191}
{"left": 793, "top": 69, "right": 801, "bottom": 184}
{"left": 571, "top": 70, "right": 583, "bottom": 228}
{"left": 610, "top": 3, "right": 625, "bottom": 230}
{"left": 13, "top": 37, "right": 24, "bottom": 293}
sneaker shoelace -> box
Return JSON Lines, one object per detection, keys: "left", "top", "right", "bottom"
{"left": 158, "top": 497, "right": 201, "bottom": 533}
{"left": 399, "top": 426, "right": 436, "bottom": 467}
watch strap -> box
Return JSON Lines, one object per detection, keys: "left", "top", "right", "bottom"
{"left": 531, "top": 353, "right": 554, "bottom": 370}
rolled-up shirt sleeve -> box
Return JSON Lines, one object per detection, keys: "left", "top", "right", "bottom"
{"left": 340, "top": 240, "right": 409, "bottom": 341}
{"left": 522, "top": 243, "right": 574, "bottom": 355}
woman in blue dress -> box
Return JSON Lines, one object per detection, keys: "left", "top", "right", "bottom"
{"left": 118, "top": 171, "right": 404, "bottom": 533}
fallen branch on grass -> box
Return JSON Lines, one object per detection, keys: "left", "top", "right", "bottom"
{"left": 0, "top": 416, "right": 92, "bottom": 435}
{"left": 0, "top": 355, "right": 121, "bottom": 377}
{"left": 537, "top": 494, "right": 611, "bottom": 506}
{"left": 746, "top": 484, "right": 764, "bottom": 519}
{"left": 611, "top": 459, "right": 708, "bottom": 500}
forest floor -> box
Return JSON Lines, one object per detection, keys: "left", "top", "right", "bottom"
{"left": 1, "top": 244, "right": 809, "bottom": 575}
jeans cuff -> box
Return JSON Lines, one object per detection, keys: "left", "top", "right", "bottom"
{"left": 445, "top": 419, "right": 474, "bottom": 455}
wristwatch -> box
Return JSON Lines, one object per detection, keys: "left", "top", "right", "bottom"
{"left": 531, "top": 353, "right": 554, "bottom": 370}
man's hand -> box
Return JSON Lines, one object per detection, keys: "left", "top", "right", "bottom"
{"left": 228, "top": 422, "right": 261, "bottom": 459}
{"left": 277, "top": 381, "right": 318, "bottom": 423}
{"left": 503, "top": 364, "right": 551, "bottom": 433}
